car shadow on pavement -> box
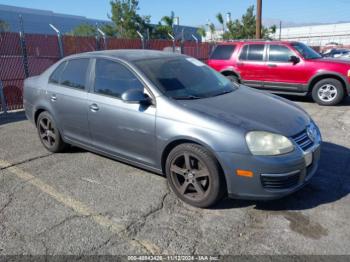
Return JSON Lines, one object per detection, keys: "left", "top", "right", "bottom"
{"left": 214, "top": 142, "right": 350, "bottom": 211}
{"left": 0, "top": 111, "right": 27, "bottom": 126}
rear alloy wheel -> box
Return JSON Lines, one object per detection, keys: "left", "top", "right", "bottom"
{"left": 165, "top": 143, "right": 225, "bottom": 208}
{"left": 312, "top": 78, "right": 344, "bottom": 106}
{"left": 37, "top": 111, "right": 67, "bottom": 153}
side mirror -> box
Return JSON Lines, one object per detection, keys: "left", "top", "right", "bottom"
{"left": 289, "top": 55, "right": 300, "bottom": 64}
{"left": 121, "top": 88, "right": 151, "bottom": 104}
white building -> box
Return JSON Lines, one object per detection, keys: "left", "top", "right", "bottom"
{"left": 274, "top": 22, "right": 350, "bottom": 46}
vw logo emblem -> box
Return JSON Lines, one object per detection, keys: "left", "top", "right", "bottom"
{"left": 307, "top": 126, "right": 315, "bottom": 142}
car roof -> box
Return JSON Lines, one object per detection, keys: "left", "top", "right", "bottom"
{"left": 216, "top": 40, "right": 296, "bottom": 45}
{"left": 65, "top": 49, "right": 182, "bottom": 62}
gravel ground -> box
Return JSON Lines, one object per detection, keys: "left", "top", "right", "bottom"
{"left": 0, "top": 96, "right": 349, "bottom": 256}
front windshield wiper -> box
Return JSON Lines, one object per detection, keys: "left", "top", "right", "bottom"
{"left": 172, "top": 95, "right": 202, "bottom": 100}
{"left": 209, "top": 89, "right": 234, "bottom": 97}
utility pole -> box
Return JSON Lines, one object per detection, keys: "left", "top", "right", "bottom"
{"left": 279, "top": 20, "right": 282, "bottom": 40}
{"left": 256, "top": 0, "right": 262, "bottom": 39}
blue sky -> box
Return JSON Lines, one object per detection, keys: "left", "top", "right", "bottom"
{"left": 1, "top": 0, "right": 350, "bottom": 26}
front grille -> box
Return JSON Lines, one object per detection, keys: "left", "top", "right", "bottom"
{"left": 292, "top": 130, "right": 314, "bottom": 152}
{"left": 261, "top": 172, "right": 300, "bottom": 190}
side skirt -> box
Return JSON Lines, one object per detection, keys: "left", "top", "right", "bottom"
{"left": 63, "top": 137, "right": 164, "bottom": 176}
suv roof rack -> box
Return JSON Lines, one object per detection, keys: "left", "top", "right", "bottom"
{"left": 224, "top": 39, "right": 273, "bottom": 42}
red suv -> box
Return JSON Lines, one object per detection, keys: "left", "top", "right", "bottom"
{"left": 208, "top": 41, "right": 350, "bottom": 105}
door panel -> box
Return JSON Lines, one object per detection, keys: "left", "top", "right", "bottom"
{"left": 265, "top": 44, "right": 310, "bottom": 88}
{"left": 237, "top": 44, "right": 267, "bottom": 87}
{"left": 87, "top": 58, "right": 157, "bottom": 166}
{"left": 47, "top": 58, "right": 91, "bottom": 145}
{"left": 48, "top": 85, "right": 90, "bottom": 144}
{"left": 88, "top": 94, "right": 157, "bottom": 166}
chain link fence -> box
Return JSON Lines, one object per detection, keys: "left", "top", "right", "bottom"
{"left": 0, "top": 31, "right": 214, "bottom": 113}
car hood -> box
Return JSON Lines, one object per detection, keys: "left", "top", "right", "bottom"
{"left": 313, "top": 57, "right": 350, "bottom": 65}
{"left": 177, "top": 86, "right": 310, "bottom": 137}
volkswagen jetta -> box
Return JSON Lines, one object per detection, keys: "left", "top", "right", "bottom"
{"left": 23, "top": 50, "right": 322, "bottom": 208}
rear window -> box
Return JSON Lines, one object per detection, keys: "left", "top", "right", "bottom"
{"left": 210, "top": 45, "right": 236, "bottom": 60}
{"left": 49, "top": 62, "right": 66, "bottom": 84}
{"left": 60, "top": 59, "right": 89, "bottom": 90}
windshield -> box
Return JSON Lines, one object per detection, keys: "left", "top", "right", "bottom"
{"left": 133, "top": 56, "right": 236, "bottom": 99}
{"left": 291, "top": 42, "right": 322, "bottom": 59}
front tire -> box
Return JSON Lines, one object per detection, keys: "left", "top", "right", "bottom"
{"left": 165, "top": 143, "right": 225, "bottom": 208}
{"left": 37, "top": 111, "right": 67, "bottom": 153}
{"left": 312, "top": 78, "right": 344, "bottom": 106}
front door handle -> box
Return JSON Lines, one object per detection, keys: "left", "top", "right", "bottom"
{"left": 267, "top": 64, "right": 277, "bottom": 67}
{"left": 89, "top": 103, "right": 99, "bottom": 112}
{"left": 50, "top": 94, "right": 57, "bottom": 102}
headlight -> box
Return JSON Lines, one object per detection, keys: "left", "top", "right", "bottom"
{"left": 246, "top": 131, "right": 294, "bottom": 156}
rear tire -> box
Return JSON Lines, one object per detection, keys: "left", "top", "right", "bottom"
{"left": 312, "top": 78, "right": 344, "bottom": 106}
{"left": 37, "top": 111, "right": 67, "bottom": 153}
{"left": 165, "top": 143, "right": 225, "bottom": 208}
{"left": 225, "top": 74, "right": 239, "bottom": 84}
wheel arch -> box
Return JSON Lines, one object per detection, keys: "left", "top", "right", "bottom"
{"left": 220, "top": 68, "right": 241, "bottom": 81}
{"left": 308, "top": 72, "right": 349, "bottom": 95}
{"left": 160, "top": 138, "right": 228, "bottom": 193}
{"left": 33, "top": 106, "right": 63, "bottom": 135}
{"left": 34, "top": 108, "right": 48, "bottom": 125}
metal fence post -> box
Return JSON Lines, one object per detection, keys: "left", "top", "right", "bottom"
{"left": 49, "top": 24, "right": 64, "bottom": 58}
{"left": 180, "top": 28, "right": 185, "bottom": 54}
{"left": 137, "top": 31, "right": 145, "bottom": 49}
{"left": 168, "top": 33, "right": 175, "bottom": 52}
{"left": 192, "top": 34, "right": 199, "bottom": 58}
{"left": 0, "top": 80, "right": 7, "bottom": 114}
{"left": 146, "top": 28, "right": 150, "bottom": 49}
{"left": 97, "top": 28, "right": 107, "bottom": 50}
{"left": 19, "top": 15, "right": 29, "bottom": 78}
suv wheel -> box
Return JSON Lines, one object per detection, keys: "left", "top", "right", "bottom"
{"left": 312, "top": 78, "right": 344, "bottom": 106}
{"left": 37, "top": 111, "right": 67, "bottom": 153}
{"left": 165, "top": 143, "right": 225, "bottom": 208}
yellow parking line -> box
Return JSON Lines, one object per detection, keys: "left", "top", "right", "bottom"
{"left": 0, "top": 159, "right": 159, "bottom": 254}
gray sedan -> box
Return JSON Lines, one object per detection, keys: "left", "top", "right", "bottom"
{"left": 23, "top": 50, "right": 322, "bottom": 208}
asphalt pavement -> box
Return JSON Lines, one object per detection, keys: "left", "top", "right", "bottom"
{"left": 0, "top": 97, "right": 349, "bottom": 256}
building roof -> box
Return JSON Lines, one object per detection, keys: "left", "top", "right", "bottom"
{"left": 0, "top": 4, "right": 201, "bottom": 41}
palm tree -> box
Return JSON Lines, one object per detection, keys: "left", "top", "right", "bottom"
{"left": 209, "top": 23, "right": 216, "bottom": 41}
{"left": 197, "top": 26, "right": 207, "bottom": 39}
{"left": 160, "top": 11, "right": 175, "bottom": 35}
{"left": 216, "top": 13, "right": 225, "bottom": 33}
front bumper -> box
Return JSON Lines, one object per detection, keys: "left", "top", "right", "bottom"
{"left": 217, "top": 142, "right": 321, "bottom": 200}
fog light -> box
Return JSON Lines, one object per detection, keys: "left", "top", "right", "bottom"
{"left": 236, "top": 169, "right": 253, "bottom": 177}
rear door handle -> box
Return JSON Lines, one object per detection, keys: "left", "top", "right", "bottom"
{"left": 50, "top": 94, "right": 57, "bottom": 102}
{"left": 89, "top": 103, "right": 99, "bottom": 112}
{"left": 267, "top": 64, "right": 277, "bottom": 67}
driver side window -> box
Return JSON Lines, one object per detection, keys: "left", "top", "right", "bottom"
{"left": 93, "top": 59, "right": 144, "bottom": 98}
{"left": 269, "top": 45, "right": 295, "bottom": 62}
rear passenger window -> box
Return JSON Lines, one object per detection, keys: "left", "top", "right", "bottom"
{"left": 239, "top": 44, "right": 265, "bottom": 61}
{"left": 60, "top": 59, "right": 89, "bottom": 90}
{"left": 49, "top": 62, "right": 66, "bottom": 84}
{"left": 93, "top": 59, "right": 144, "bottom": 98}
{"left": 210, "top": 45, "right": 236, "bottom": 60}
{"left": 269, "top": 45, "right": 294, "bottom": 62}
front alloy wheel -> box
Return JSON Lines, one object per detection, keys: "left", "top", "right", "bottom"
{"left": 166, "top": 143, "right": 225, "bottom": 208}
